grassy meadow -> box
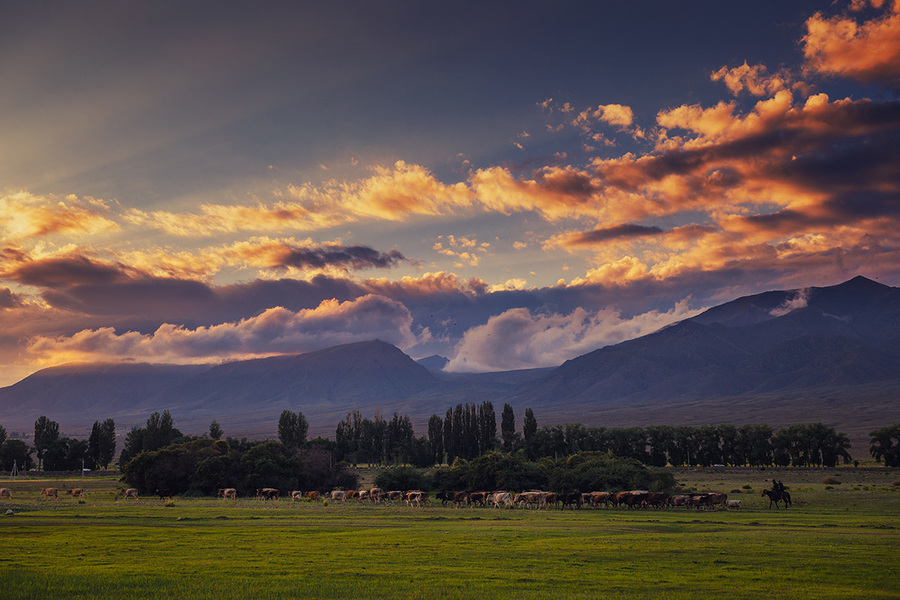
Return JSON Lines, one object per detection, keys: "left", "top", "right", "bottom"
{"left": 1, "top": 467, "right": 898, "bottom": 600}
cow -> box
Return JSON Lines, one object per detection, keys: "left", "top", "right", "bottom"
{"left": 330, "top": 490, "right": 347, "bottom": 502}
{"left": 345, "top": 490, "right": 359, "bottom": 500}
{"left": 290, "top": 490, "right": 304, "bottom": 502}
{"left": 589, "top": 491, "right": 611, "bottom": 508}
{"left": 647, "top": 492, "right": 671, "bottom": 508}
{"left": 305, "top": 491, "right": 320, "bottom": 501}
{"left": 369, "top": 488, "right": 385, "bottom": 503}
{"left": 435, "top": 491, "right": 452, "bottom": 506}
{"left": 0, "top": 488, "right": 11, "bottom": 500}
{"left": 560, "top": 492, "right": 583, "bottom": 509}
{"left": 514, "top": 491, "right": 546, "bottom": 509}
{"left": 405, "top": 490, "right": 428, "bottom": 507}
{"left": 451, "top": 491, "right": 469, "bottom": 508}
{"left": 357, "top": 490, "right": 369, "bottom": 502}
{"left": 671, "top": 494, "right": 691, "bottom": 507}
{"left": 40, "top": 487, "right": 58, "bottom": 500}
{"left": 121, "top": 488, "right": 139, "bottom": 500}
{"left": 490, "top": 491, "right": 513, "bottom": 508}
{"left": 256, "top": 488, "right": 280, "bottom": 500}
{"left": 385, "top": 490, "right": 404, "bottom": 504}
{"left": 615, "top": 490, "right": 649, "bottom": 508}
{"left": 66, "top": 488, "right": 85, "bottom": 498}
{"left": 726, "top": 499, "right": 742, "bottom": 510}
{"left": 542, "top": 492, "right": 559, "bottom": 508}
{"left": 220, "top": 488, "right": 236, "bottom": 499}
{"left": 468, "top": 491, "right": 489, "bottom": 507}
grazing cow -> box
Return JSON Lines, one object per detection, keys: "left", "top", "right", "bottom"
{"left": 345, "top": 490, "right": 359, "bottom": 500}
{"left": 560, "top": 492, "right": 583, "bottom": 509}
{"left": 726, "top": 499, "right": 742, "bottom": 510}
{"left": 468, "top": 491, "right": 489, "bottom": 507}
{"left": 290, "top": 490, "right": 304, "bottom": 502}
{"left": 66, "top": 488, "right": 85, "bottom": 498}
{"left": 451, "top": 491, "right": 469, "bottom": 508}
{"left": 40, "top": 487, "right": 58, "bottom": 500}
{"left": 256, "top": 488, "right": 280, "bottom": 500}
{"left": 615, "top": 490, "right": 649, "bottom": 508}
{"left": 385, "top": 490, "right": 404, "bottom": 504}
{"left": 405, "top": 490, "right": 428, "bottom": 507}
{"left": 671, "top": 494, "right": 690, "bottom": 507}
{"left": 589, "top": 492, "right": 611, "bottom": 508}
{"left": 221, "top": 488, "right": 236, "bottom": 499}
{"left": 120, "top": 488, "right": 139, "bottom": 500}
{"left": 369, "top": 488, "right": 385, "bottom": 503}
{"left": 0, "top": 488, "right": 11, "bottom": 500}
{"left": 515, "top": 491, "right": 547, "bottom": 509}
{"left": 435, "top": 491, "right": 452, "bottom": 506}
{"left": 330, "top": 490, "right": 347, "bottom": 502}
{"left": 357, "top": 490, "right": 369, "bottom": 502}
{"left": 647, "top": 493, "right": 671, "bottom": 508}
{"left": 490, "top": 491, "right": 513, "bottom": 508}
{"left": 305, "top": 491, "right": 320, "bottom": 501}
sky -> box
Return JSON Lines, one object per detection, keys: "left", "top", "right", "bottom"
{"left": 1, "top": 0, "right": 899, "bottom": 387}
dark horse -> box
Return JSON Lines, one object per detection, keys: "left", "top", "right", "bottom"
{"left": 761, "top": 488, "right": 792, "bottom": 509}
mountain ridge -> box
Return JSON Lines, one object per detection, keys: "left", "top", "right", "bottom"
{"left": 1, "top": 277, "right": 898, "bottom": 449}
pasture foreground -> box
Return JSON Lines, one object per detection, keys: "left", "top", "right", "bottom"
{"left": 1, "top": 468, "right": 898, "bottom": 600}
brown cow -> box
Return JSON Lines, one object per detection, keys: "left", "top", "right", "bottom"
{"left": 256, "top": 488, "right": 280, "bottom": 500}
{"left": 385, "top": 490, "right": 404, "bottom": 504}
{"left": 330, "top": 490, "right": 347, "bottom": 502}
{"left": 369, "top": 487, "right": 385, "bottom": 503}
{"left": 0, "top": 488, "right": 11, "bottom": 500}
{"left": 66, "top": 488, "right": 85, "bottom": 498}
{"left": 405, "top": 490, "right": 428, "bottom": 507}
{"left": 451, "top": 491, "right": 469, "bottom": 508}
{"left": 589, "top": 491, "right": 611, "bottom": 508}
{"left": 305, "top": 490, "right": 320, "bottom": 501}
{"left": 468, "top": 491, "right": 489, "bottom": 507}
{"left": 40, "top": 487, "right": 58, "bottom": 500}
{"left": 290, "top": 490, "right": 304, "bottom": 502}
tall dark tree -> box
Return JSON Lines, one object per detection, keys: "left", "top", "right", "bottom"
{"left": 427, "top": 414, "right": 444, "bottom": 465}
{"left": 523, "top": 408, "right": 538, "bottom": 459}
{"left": 523, "top": 408, "right": 537, "bottom": 442}
{"left": 89, "top": 418, "right": 117, "bottom": 469}
{"left": 209, "top": 420, "right": 224, "bottom": 440}
{"left": 500, "top": 403, "right": 517, "bottom": 451}
{"left": 443, "top": 408, "right": 456, "bottom": 464}
{"left": 144, "top": 410, "right": 180, "bottom": 452}
{"left": 0, "top": 438, "right": 33, "bottom": 471}
{"left": 119, "top": 426, "right": 146, "bottom": 466}
{"left": 33, "top": 415, "right": 60, "bottom": 470}
{"left": 870, "top": 424, "right": 900, "bottom": 467}
{"left": 278, "top": 410, "right": 309, "bottom": 451}
{"left": 478, "top": 401, "right": 496, "bottom": 454}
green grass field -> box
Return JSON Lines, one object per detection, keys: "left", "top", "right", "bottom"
{"left": 1, "top": 468, "right": 898, "bottom": 600}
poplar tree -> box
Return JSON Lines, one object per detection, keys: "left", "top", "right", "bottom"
{"left": 501, "top": 403, "right": 517, "bottom": 451}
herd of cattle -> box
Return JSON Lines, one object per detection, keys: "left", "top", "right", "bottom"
{"left": 0, "top": 486, "right": 741, "bottom": 510}
{"left": 229, "top": 488, "right": 741, "bottom": 510}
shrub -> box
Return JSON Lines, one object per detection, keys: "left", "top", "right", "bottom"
{"left": 374, "top": 465, "right": 428, "bottom": 491}
{"left": 823, "top": 476, "right": 841, "bottom": 485}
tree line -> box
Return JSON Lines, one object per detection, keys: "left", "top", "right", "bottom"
{"left": 335, "top": 404, "right": 865, "bottom": 469}
{"left": 2, "top": 410, "right": 899, "bottom": 473}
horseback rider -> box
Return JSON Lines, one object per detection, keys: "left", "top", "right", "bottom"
{"left": 770, "top": 479, "right": 783, "bottom": 501}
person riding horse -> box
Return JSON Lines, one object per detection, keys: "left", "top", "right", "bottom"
{"left": 770, "top": 479, "right": 784, "bottom": 501}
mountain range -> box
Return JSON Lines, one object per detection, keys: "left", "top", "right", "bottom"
{"left": 1, "top": 276, "right": 898, "bottom": 450}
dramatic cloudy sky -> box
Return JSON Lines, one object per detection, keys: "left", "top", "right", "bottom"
{"left": 1, "top": 0, "right": 899, "bottom": 386}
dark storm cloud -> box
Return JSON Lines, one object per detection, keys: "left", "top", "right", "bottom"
{"left": 278, "top": 245, "right": 405, "bottom": 271}
{"left": 566, "top": 224, "right": 666, "bottom": 246}
{"left": 9, "top": 255, "right": 132, "bottom": 289}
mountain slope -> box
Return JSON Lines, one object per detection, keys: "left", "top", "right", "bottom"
{"left": 514, "top": 276, "right": 900, "bottom": 409}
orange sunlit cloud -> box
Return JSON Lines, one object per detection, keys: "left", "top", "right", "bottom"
{"left": 802, "top": 0, "right": 900, "bottom": 85}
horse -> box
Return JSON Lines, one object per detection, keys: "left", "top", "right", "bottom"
{"left": 761, "top": 488, "right": 792, "bottom": 509}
